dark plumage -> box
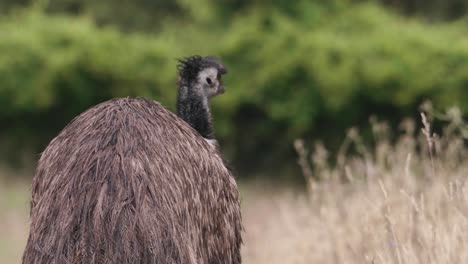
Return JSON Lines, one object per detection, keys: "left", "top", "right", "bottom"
{"left": 177, "top": 96, "right": 213, "bottom": 139}
{"left": 176, "top": 55, "right": 227, "bottom": 140}
{"left": 22, "top": 98, "right": 242, "bottom": 264}
{"left": 177, "top": 55, "right": 227, "bottom": 85}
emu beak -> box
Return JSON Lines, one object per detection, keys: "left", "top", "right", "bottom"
{"left": 218, "top": 86, "right": 225, "bottom": 94}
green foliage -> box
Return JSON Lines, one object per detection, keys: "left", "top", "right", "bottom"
{"left": 0, "top": 11, "right": 178, "bottom": 153}
{"left": 0, "top": 3, "right": 467, "bottom": 174}
{"left": 379, "top": 0, "right": 468, "bottom": 21}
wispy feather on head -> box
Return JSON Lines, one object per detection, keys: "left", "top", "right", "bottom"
{"left": 177, "top": 55, "right": 227, "bottom": 83}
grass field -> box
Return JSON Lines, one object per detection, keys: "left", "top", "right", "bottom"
{"left": 1, "top": 112, "right": 467, "bottom": 263}
{"left": 242, "top": 112, "right": 468, "bottom": 264}
{"left": 0, "top": 170, "right": 29, "bottom": 263}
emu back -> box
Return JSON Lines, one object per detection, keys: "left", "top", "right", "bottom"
{"left": 22, "top": 98, "right": 242, "bottom": 264}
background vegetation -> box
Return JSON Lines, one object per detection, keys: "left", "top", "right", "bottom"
{"left": 1, "top": 0, "right": 467, "bottom": 177}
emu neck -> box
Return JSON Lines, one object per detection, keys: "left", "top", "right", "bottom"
{"left": 177, "top": 84, "right": 214, "bottom": 139}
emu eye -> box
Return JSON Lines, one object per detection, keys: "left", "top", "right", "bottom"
{"left": 206, "top": 77, "right": 212, "bottom": 85}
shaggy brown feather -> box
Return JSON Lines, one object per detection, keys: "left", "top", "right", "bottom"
{"left": 22, "top": 97, "right": 242, "bottom": 264}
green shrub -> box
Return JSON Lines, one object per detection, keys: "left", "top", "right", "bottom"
{"left": 0, "top": 4, "right": 467, "bottom": 176}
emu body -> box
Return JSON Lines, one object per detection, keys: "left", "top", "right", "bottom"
{"left": 22, "top": 98, "right": 242, "bottom": 264}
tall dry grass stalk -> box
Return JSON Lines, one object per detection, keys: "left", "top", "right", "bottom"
{"left": 243, "top": 106, "right": 468, "bottom": 264}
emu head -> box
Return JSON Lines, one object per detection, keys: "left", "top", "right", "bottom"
{"left": 177, "top": 55, "right": 228, "bottom": 98}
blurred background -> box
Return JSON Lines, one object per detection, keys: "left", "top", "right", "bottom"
{"left": 1, "top": 0, "right": 468, "bottom": 263}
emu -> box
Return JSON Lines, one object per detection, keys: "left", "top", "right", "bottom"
{"left": 22, "top": 56, "right": 242, "bottom": 264}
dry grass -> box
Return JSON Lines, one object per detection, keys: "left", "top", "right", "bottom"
{"left": 242, "top": 107, "right": 468, "bottom": 264}
{"left": 0, "top": 167, "right": 30, "bottom": 263}
{"left": 1, "top": 105, "right": 467, "bottom": 263}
